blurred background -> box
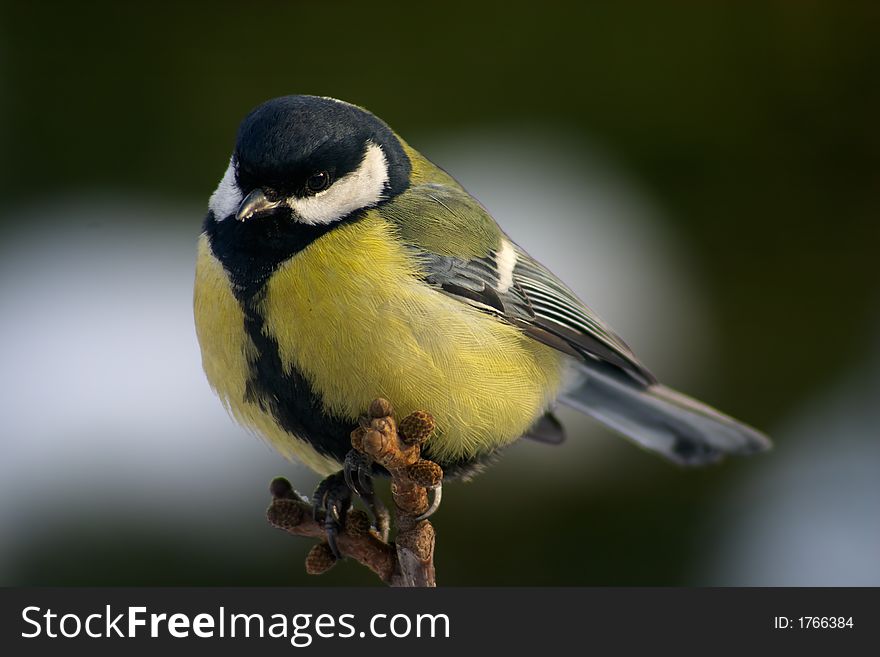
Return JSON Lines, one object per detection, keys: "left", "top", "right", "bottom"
{"left": 1, "top": 1, "right": 878, "bottom": 586}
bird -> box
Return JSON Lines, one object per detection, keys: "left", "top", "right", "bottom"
{"left": 193, "top": 95, "right": 770, "bottom": 551}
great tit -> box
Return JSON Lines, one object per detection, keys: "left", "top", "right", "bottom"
{"left": 194, "top": 95, "right": 769, "bottom": 539}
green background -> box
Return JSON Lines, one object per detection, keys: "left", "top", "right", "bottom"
{"left": 1, "top": 1, "right": 877, "bottom": 585}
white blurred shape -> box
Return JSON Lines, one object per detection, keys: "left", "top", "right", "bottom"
{"left": 0, "top": 198, "right": 313, "bottom": 579}
{"left": 701, "top": 355, "right": 880, "bottom": 585}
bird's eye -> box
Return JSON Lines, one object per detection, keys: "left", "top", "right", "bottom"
{"left": 305, "top": 171, "right": 331, "bottom": 194}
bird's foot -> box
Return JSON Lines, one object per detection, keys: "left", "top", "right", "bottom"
{"left": 343, "top": 448, "right": 390, "bottom": 541}
{"left": 311, "top": 471, "right": 351, "bottom": 559}
{"left": 343, "top": 448, "right": 374, "bottom": 498}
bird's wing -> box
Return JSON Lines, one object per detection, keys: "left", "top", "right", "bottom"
{"left": 378, "top": 182, "right": 657, "bottom": 387}
{"left": 379, "top": 181, "right": 770, "bottom": 466}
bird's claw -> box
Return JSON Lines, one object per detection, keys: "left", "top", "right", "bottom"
{"left": 343, "top": 449, "right": 374, "bottom": 498}
{"left": 414, "top": 483, "right": 443, "bottom": 521}
{"left": 311, "top": 472, "right": 351, "bottom": 559}
{"left": 342, "top": 449, "right": 390, "bottom": 541}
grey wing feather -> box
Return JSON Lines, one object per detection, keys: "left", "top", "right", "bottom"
{"left": 509, "top": 246, "right": 656, "bottom": 386}
{"left": 393, "top": 183, "right": 771, "bottom": 465}
{"left": 414, "top": 245, "right": 656, "bottom": 387}
{"left": 415, "top": 250, "right": 532, "bottom": 318}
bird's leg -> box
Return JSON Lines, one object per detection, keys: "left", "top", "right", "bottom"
{"left": 343, "top": 448, "right": 391, "bottom": 542}
{"left": 310, "top": 472, "right": 352, "bottom": 559}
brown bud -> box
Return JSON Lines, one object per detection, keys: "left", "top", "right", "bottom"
{"left": 305, "top": 543, "right": 337, "bottom": 575}
{"left": 266, "top": 498, "right": 307, "bottom": 530}
{"left": 369, "top": 398, "right": 394, "bottom": 419}
{"left": 362, "top": 428, "right": 389, "bottom": 459}
{"left": 368, "top": 417, "right": 385, "bottom": 432}
{"left": 407, "top": 459, "right": 443, "bottom": 489}
{"left": 269, "top": 476, "right": 293, "bottom": 499}
{"left": 399, "top": 411, "right": 436, "bottom": 445}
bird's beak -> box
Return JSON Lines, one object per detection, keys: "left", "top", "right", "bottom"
{"left": 236, "top": 188, "right": 283, "bottom": 222}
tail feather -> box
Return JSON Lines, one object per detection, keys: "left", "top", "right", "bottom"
{"left": 559, "top": 365, "right": 770, "bottom": 465}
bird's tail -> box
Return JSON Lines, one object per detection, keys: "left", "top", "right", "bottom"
{"left": 559, "top": 365, "right": 770, "bottom": 465}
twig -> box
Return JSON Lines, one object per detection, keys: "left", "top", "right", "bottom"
{"left": 266, "top": 399, "right": 443, "bottom": 587}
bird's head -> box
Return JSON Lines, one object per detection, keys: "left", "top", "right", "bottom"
{"left": 208, "top": 95, "right": 411, "bottom": 226}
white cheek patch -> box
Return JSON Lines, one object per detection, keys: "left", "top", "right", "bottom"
{"left": 287, "top": 142, "right": 389, "bottom": 225}
{"left": 208, "top": 157, "right": 242, "bottom": 221}
{"left": 495, "top": 238, "right": 517, "bottom": 293}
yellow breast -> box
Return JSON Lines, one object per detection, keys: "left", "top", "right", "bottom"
{"left": 258, "top": 213, "right": 566, "bottom": 465}
{"left": 195, "top": 214, "right": 566, "bottom": 474}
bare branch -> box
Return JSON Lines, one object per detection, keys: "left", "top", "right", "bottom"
{"left": 266, "top": 399, "right": 443, "bottom": 587}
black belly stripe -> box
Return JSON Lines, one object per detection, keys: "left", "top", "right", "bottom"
{"left": 205, "top": 209, "right": 512, "bottom": 477}
{"left": 241, "top": 293, "right": 356, "bottom": 465}
{"left": 204, "top": 208, "right": 360, "bottom": 465}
